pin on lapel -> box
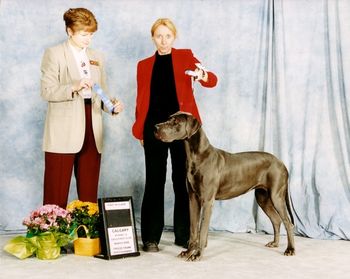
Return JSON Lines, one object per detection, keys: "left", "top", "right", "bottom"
{"left": 90, "top": 60, "right": 99, "bottom": 66}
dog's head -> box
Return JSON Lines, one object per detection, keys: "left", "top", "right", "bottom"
{"left": 154, "top": 111, "right": 201, "bottom": 142}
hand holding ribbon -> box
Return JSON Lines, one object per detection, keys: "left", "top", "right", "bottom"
{"left": 92, "top": 84, "right": 123, "bottom": 114}
{"left": 185, "top": 63, "right": 208, "bottom": 82}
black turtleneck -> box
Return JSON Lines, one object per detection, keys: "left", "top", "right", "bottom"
{"left": 146, "top": 52, "right": 179, "bottom": 127}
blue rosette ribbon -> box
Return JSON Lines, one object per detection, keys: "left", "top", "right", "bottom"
{"left": 92, "top": 83, "right": 114, "bottom": 113}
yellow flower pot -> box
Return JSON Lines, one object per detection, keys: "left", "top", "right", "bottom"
{"left": 74, "top": 237, "right": 101, "bottom": 256}
{"left": 72, "top": 225, "right": 101, "bottom": 256}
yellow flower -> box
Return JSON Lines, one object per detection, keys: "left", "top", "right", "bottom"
{"left": 66, "top": 200, "right": 100, "bottom": 238}
{"left": 86, "top": 203, "right": 98, "bottom": 216}
{"left": 66, "top": 200, "right": 81, "bottom": 211}
{"left": 66, "top": 200, "right": 99, "bottom": 216}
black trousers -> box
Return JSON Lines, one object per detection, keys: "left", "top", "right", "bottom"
{"left": 141, "top": 124, "right": 190, "bottom": 245}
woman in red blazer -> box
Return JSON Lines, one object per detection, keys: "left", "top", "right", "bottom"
{"left": 132, "top": 18, "right": 217, "bottom": 252}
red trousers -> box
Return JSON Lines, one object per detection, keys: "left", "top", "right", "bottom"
{"left": 43, "top": 103, "right": 101, "bottom": 208}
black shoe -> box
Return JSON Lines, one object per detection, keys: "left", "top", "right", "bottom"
{"left": 143, "top": 241, "right": 159, "bottom": 252}
{"left": 175, "top": 240, "right": 188, "bottom": 249}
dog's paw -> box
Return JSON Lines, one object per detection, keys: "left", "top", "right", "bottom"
{"left": 177, "top": 250, "right": 190, "bottom": 258}
{"left": 265, "top": 241, "right": 279, "bottom": 248}
{"left": 284, "top": 247, "right": 295, "bottom": 256}
{"left": 185, "top": 249, "right": 202, "bottom": 261}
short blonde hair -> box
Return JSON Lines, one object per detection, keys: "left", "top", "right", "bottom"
{"left": 151, "top": 18, "right": 177, "bottom": 38}
{"left": 63, "top": 8, "right": 98, "bottom": 33}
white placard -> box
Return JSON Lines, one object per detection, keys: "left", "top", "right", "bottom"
{"left": 104, "top": 201, "right": 131, "bottom": 210}
{"left": 107, "top": 226, "right": 136, "bottom": 255}
{"left": 97, "top": 197, "right": 140, "bottom": 260}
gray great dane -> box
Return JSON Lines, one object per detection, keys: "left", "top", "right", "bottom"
{"left": 154, "top": 111, "right": 295, "bottom": 261}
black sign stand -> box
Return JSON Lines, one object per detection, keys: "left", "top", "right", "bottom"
{"left": 95, "top": 196, "right": 140, "bottom": 260}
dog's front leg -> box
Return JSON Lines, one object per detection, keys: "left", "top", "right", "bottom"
{"left": 178, "top": 190, "right": 200, "bottom": 259}
{"left": 185, "top": 198, "right": 214, "bottom": 261}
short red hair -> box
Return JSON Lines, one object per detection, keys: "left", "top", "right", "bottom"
{"left": 63, "top": 8, "right": 97, "bottom": 33}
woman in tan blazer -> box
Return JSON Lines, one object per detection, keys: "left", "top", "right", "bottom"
{"left": 41, "top": 8, "right": 123, "bottom": 208}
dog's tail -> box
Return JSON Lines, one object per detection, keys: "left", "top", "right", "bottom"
{"left": 286, "top": 186, "right": 295, "bottom": 225}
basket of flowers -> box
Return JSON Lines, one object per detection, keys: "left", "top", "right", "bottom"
{"left": 67, "top": 200, "right": 101, "bottom": 256}
{"left": 3, "top": 204, "right": 73, "bottom": 260}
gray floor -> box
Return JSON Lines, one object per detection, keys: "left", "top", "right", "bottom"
{"left": 1, "top": 231, "right": 349, "bottom": 279}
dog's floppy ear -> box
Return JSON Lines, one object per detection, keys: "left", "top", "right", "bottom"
{"left": 170, "top": 111, "right": 201, "bottom": 138}
{"left": 170, "top": 111, "right": 192, "bottom": 118}
{"left": 185, "top": 114, "right": 201, "bottom": 138}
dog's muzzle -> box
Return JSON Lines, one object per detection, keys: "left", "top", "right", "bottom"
{"left": 154, "top": 124, "right": 172, "bottom": 142}
{"left": 154, "top": 124, "right": 163, "bottom": 140}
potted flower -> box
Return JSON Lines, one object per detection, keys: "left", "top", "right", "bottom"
{"left": 4, "top": 204, "right": 73, "bottom": 260}
{"left": 66, "top": 200, "right": 101, "bottom": 256}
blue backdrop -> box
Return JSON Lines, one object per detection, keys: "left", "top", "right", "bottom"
{"left": 1, "top": 0, "right": 349, "bottom": 240}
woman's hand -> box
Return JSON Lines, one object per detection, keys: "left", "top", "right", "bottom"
{"left": 72, "top": 78, "right": 94, "bottom": 93}
{"left": 186, "top": 64, "right": 209, "bottom": 82}
{"left": 194, "top": 68, "right": 208, "bottom": 82}
{"left": 111, "top": 98, "right": 124, "bottom": 115}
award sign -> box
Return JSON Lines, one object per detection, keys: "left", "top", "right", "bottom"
{"left": 95, "top": 197, "right": 140, "bottom": 260}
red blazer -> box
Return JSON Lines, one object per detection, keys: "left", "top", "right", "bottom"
{"left": 132, "top": 48, "right": 218, "bottom": 140}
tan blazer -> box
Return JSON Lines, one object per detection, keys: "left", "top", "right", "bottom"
{"left": 41, "top": 41, "right": 109, "bottom": 154}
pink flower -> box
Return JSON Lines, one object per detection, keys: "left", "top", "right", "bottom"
{"left": 22, "top": 204, "right": 72, "bottom": 235}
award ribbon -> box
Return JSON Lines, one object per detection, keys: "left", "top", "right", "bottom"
{"left": 185, "top": 63, "right": 207, "bottom": 78}
{"left": 92, "top": 83, "right": 114, "bottom": 113}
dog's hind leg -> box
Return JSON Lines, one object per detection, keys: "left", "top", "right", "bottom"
{"left": 255, "top": 188, "right": 282, "bottom": 248}
{"left": 270, "top": 187, "right": 295, "bottom": 256}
